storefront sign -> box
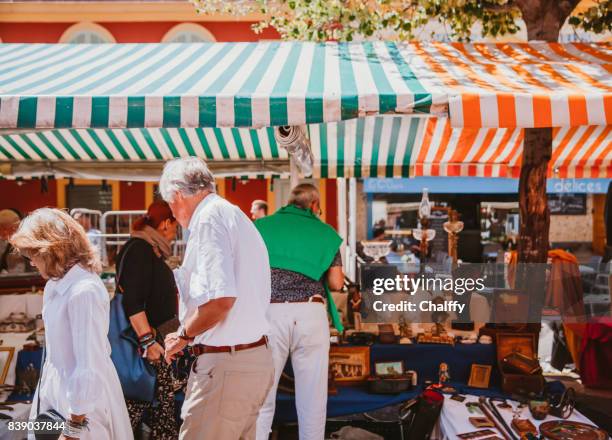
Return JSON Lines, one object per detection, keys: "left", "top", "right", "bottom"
{"left": 364, "top": 178, "right": 611, "bottom": 194}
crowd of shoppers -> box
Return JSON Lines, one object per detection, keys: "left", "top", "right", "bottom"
{"left": 8, "top": 157, "right": 344, "bottom": 440}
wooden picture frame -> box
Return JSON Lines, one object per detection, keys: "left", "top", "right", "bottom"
{"left": 374, "top": 361, "right": 405, "bottom": 377}
{"left": 0, "top": 347, "right": 15, "bottom": 385}
{"left": 468, "top": 363, "right": 492, "bottom": 389}
{"left": 329, "top": 346, "right": 370, "bottom": 383}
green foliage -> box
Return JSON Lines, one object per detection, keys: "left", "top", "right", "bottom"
{"left": 192, "top": 0, "right": 610, "bottom": 41}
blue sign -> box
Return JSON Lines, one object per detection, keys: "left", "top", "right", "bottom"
{"left": 363, "top": 177, "right": 611, "bottom": 194}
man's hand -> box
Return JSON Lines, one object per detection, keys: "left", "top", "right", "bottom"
{"left": 164, "top": 332, "right": 188, "bottom": 364}
{"left": 146, "top": 341, "right": 164, "bottom": 363}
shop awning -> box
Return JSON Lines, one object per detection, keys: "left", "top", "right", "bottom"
{"left": 0, "top": 126, "right": 289, "bottom": 179}
{"left": 2, "top": 116, "right": 609, "bottom": 180}
{"left": 1, "top": 42, "right": 610, "bottom": 130}
{"left": 421, "top": 42, "right": 612, "bottom": 128}
{"left": 410, "top": 118, "right": 611, "bottom": 178}
{"left": 0, "top": 41, "right": 445, "bottom": 130}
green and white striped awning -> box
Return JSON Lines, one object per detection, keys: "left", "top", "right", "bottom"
{"left": 0, "top": 42, "right": 444, "bottom": 130}
{"left": 0, "top": 116, "right": 425, "bottom": 179}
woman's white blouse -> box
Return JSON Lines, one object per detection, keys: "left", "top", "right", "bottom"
{"left": 30, "top": 265, "right": 132, "bottom": 440}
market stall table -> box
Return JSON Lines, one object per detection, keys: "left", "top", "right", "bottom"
{"left": 274, "top": 342, "right": 501, "bottom": 423}
{"left": 437, "top": 394, "right": 600, "bottom": 440}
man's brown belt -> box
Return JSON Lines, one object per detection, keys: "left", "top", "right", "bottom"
{"left": 188, "top": 335, "right": 268, "bottom": 356}
{"left": 270, "top": 296, "right": 325, "bottom": 304}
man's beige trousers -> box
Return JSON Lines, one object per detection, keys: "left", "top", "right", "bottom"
{"left": 179, "top": 344, "right": 274, "bottom": 440}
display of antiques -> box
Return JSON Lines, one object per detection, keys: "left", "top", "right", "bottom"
{"left": 0, "top": 312, "right": 36, "bottom": 333}
{"left": 398, "top": 315, "right": 412, "bottom": 343}
{"left": 367, "top": 360, "right": 414, "bottom": 394}
{"left": 495, "top": 333, "right": 544, "bottom": 395}
{"left": 491, "top": 289, "right": 530, "bottom": 324}
{"left": 443, "top": 209, "right": 464, "bottom": 264}
{"left": 377, "top": 323, "right": 397, "bottom": 344}
{"left": 468, "top": 364, "right": 492, "bottom": 389}
{"left": 511, "top": 418, "right": 537, "bottom": 437}
{"left": 345, "top": 331, "right": 376, "bottom": 346}
{"left": 413, "top": 189, "right": 436, "bottom": 259}
{"left": 329, "top": 346, "right": 370, "bottom": 384}
{"left": 538, "top": 421, "right": 608, "bottom": 440}
{"left": 437, "top": 362, "right": 450, "bottom": 385}
{"left": 458, "top": 429, "right": 496, "bottom": 439}
{"left": 528, "top": 399, "right": 550, "bottom": 420}
{"left": 549, "top": 387, "right": 576, "bottom": 419}
{"left": 416, "top": 322, "right": 455, "bottom": 346}
{"left": 470, "top": 417, "right": 496, "bottom": 429}
{"left": 477, "top": 396, "right": 520, "bottom": 440}
{"left": 360, "top": 240, "right": 393, "bottom": 263}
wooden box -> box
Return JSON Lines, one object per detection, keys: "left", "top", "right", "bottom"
{"left": 495, "top": 333, "right": 544, "bottom": 396}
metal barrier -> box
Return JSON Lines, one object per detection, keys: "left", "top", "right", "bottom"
{"left": 100, "top": 210, "right": 146, "bottom": 266}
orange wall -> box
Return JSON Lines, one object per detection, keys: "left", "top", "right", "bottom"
{"left": 0, "top": 21, "right": 279, "bottom": 43}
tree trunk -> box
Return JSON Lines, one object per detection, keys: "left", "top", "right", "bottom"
{"left": 515, "top": 0, "right": 580, "bottom": 41}
{"left": 517, "top": 128, "right": 552, "bottom": 263}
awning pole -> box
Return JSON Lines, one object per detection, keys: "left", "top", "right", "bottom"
{"left": 337, "top": 178, "right": 347, "bottom": 274}
{"left": 348, "top": 177, "right": 357, "bottom": 282}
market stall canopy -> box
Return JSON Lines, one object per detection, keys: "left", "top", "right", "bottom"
{"left": 1, "top": 116, "right": 609, "bottom": 180}
{"left": 0, "top": 41, "right": 610, "bottom": 130}
{"left": 0, "top": 126, "right": 289, "bottom": 180}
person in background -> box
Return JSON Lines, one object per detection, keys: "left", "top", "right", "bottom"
{"left": 114, "top": 201, "right": 180, "bottom": 439}
{"left": 255, "top": 183, "right": 344, "bottom": 440}
{"left": 73, "top": 212, "right": 104, "bottom": 259}
{"left": 250, "top": 199, "right": 268, "bottom": 220}
{"left": 0, "top": 209, "right": 30, "bottom": 274}
{"left": 160, "top": 157, "right": 274, "bottom": 440}
{"left": 10, "top": 208, "right": 132, "bottom": 440}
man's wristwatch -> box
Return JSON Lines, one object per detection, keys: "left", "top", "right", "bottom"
{"left": 178, "top": 325, "right": 194, "bottom": 342}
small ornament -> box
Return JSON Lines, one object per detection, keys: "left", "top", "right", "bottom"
{"left": 438, "top": 362, "right": 450, "bottom": 385}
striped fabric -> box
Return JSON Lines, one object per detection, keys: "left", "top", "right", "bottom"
{"left": 0, "top": 126, "right": 287, "bottom": 163}
{"left": 0, "top": 42, "right": 443, "bottom": 130}
{"left": 1, "top": 42, "right": 610, "bottom": 130}
{"left": 3, "top": 116, "right": 607, "bottom": 179}
{"left": 411, "top": 118, "right": 612, "bottom": 178}
{"left": 428, "top": 42, "right": 612, "bottom": 128}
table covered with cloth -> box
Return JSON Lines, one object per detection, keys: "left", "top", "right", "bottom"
{"left": 437, "top": 394, "right": 598, "bottom": 440}
{"left": 274, "top": 342, "right": 500, "bottom": 423}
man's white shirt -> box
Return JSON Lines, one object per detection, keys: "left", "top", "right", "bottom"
{"left": 174, "top": 193, "right": 271, "bottom": 346}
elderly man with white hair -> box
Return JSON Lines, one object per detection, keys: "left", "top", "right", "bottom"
{"left": 160, "top": 157, "right": 274, "bottom": 440}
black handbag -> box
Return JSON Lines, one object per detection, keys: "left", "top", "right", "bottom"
{"left": 33, "top": 347, "right": 65, "bottom": 440}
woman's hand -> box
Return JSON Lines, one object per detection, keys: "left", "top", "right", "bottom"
{"left": 59, "top": 435, "right": 77, "bottom": 440}
{"left": 164, "top": 332, "right": 188, "bottom": 364}
{"left": 146, "top": 341, "right": 164, "bottom": 363}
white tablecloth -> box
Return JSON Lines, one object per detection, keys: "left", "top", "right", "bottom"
{"left": 437, "top": 394, "right": 598, "bottom": 439}
{"left": 0, "top": 294, "right": 43, "bottom": 322}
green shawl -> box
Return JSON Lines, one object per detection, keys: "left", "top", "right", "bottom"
{"left": 255, "top": 204, "right": 344, "bottom": 331}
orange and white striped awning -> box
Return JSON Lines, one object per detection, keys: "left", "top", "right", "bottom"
{"left": 410, "top": 117, "right": 611, "bottom": 178}
{"left": 414, "top": 42, "right": 612, "bottom": 128}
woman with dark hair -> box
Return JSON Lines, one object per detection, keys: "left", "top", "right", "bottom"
{"left": 115, "top": 201, "right": 180, "bottom": 438}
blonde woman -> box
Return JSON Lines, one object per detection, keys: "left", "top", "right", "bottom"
{"left": 10, "top": 208, "right": 132, "bottom": 440}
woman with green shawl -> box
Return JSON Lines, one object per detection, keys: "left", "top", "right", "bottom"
{"left": 255, "top": 183, "right": 344, "bottom": 440}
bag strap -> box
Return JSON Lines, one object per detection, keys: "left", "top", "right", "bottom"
{"left": 115, "top": 239, "right": 139, "bottom": 294}
{"left": 36, "top": 345, "right": 45, "bottom": 416}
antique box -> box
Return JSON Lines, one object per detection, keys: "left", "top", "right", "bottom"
{"left": 378, "top": 324, "right": 398, "bottom": 344}
{"left": 367, "top": 374, "right": 414, "bottom": 394}
{"left": 495, "top": 332, "right": 544, "bottom": 395}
